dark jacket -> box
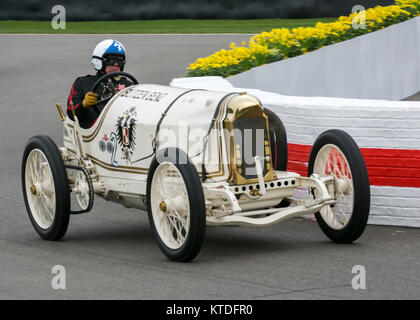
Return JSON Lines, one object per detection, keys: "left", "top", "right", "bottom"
{"left": 67, "top": 72, "right": 132, "bottom": 128}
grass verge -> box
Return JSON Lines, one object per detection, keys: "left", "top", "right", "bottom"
{"left": 0, "top": 18, "right": 337, "bottom": 34}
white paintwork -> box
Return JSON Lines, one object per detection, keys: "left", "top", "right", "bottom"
{"left": 65, "top": 84, "right": 231, "bottom": 188}
{"left": 61, "top": 82, "right": 361, "bottom": 228}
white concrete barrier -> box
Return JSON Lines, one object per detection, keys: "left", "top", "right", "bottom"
{"left": 229, "top": 17, "right": 420, "bottom": 101}
{"left": 170, "top": 76, "right": 420, "bottom": 228}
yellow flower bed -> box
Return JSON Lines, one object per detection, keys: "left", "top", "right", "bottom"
{"left": 187, "top": 0, "right": 420, "bottom": 77}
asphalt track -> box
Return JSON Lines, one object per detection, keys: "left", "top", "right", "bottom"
{"left": 0, "top": 34, "right": 419, "bottom": 300}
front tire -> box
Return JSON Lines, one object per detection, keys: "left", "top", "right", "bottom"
{"left": 22, "top": 135, "right": 70, "bottom": 240}
{"left": 146, "top": 148, "right": 206, "bottom": 262}
{"left": 308, "top": 130, "right": 370, "bottom": 243}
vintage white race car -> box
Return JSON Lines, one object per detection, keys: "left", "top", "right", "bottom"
{"left": 22, "top": 72, "right": 370, "bottom": 262}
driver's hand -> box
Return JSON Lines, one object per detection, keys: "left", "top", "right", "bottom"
{"left": 82, "top": 92, "right": 98, "bottom": 108}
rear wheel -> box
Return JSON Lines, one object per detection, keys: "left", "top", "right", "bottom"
{"left": 22, "top": 135, "right": 70, "bottom": 240}
{"left": 308, "top": 130, "right": 370, "bottom": 243}
{"left": 264, "top": 108, "right": 287, "bottom": 171}
{"left": 265, "top": 108, "right": 289, "bottom": 207}
{"left": 146, "top": 148, "right": 206, "bottom": 262}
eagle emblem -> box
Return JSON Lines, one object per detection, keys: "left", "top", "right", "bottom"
{"left": 115, "top": 107, "right": 137, "bottom": 163}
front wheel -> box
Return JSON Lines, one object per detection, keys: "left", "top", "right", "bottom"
{"left": 146, "top": 148, "right": 206, "bottom": 262}
{"left": 308, "top": 129, "right": 370, "bottom": 243}
{"left": 21, "top": 135, "right": 70, "bottom": 240}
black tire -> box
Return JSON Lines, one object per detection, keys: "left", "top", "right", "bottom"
{"left": 146, "top": 148, "right": 206, "bottom": 262}
{"left": 308, "top": 129, "right": 370, "bottom": 243}
{"left": 21, "top": 135, "right": 70, "bottom": 240}
{"left": 264, "top": 108, "right": 288, "bottom": 171}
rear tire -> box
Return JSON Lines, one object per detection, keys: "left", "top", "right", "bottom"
{"left": 308, "top": 129, "right": 370, "bottom": 243}
{"left": 264, "top": 108, "right": 287, "bottom": 171}
{"left": 22, "top": 135, "right": 70, "bottom": 240}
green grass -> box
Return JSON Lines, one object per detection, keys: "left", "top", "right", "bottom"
{"left": 0, "top": 18, "right": 337, "bottom": 34}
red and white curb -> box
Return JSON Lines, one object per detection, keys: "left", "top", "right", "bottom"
{"left": 266, "top": 99, "right": 420, "bottom": 228}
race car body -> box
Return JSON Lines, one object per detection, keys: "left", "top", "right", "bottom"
{"left": 22, "top": 72, "right": 370, "bottom": 262}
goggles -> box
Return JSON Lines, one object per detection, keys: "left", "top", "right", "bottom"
{"left": 103, "top": 54, "right": 125, "bottom": 68}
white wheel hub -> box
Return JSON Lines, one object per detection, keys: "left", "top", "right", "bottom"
{"left": 25, "top": 149, "right": 56, "bottom": 229}
{"left": 150, "top": 162, "right": 190, "bottom": 250}
{"left": 313, "top": 144, "right": 354, "bottom": 230}
{"left": 74, "top": 171, "right": 90, "bottom": 210}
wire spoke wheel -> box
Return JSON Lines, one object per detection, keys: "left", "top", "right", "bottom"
{"left": 75, "top": 170, "right": 90, "bottom": 211}
{"left": 308, "top": 130, "right": 370, "bottom": 243}
{"left": 22, "top": 136, "right": 70, "bottom": 240}
{"left": 151, "top": 162, "right": 190, "bottom": 250}
{"left": 313, "top": 144, "right": 354, "bottom": 230}
{"left": 25, "top": 149, "right": 56, "bottom": 229}
{"left": 147, "top": 148, "right": 206, "bottom": 262}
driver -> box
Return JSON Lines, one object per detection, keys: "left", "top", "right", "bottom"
{"left": 67, "top": 39, "right": 132, "bottom": 128}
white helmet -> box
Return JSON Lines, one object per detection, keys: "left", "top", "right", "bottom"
{"left": 91, "top": 39, "right": 126, "bottom": 71}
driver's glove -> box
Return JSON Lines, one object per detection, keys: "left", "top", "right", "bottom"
{"left": 82, "top": 92, "right": 98, "bottom": 108}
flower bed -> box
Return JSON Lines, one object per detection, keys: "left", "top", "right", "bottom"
{"left": 187, "top": 0, "right": 420, "bottom": 77}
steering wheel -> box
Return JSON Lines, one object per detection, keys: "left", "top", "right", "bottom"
{"left": 89, "top": 72, "right": 139, "bottom": 111}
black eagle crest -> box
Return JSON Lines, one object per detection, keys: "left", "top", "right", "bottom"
{"left": 115, "top": 109, "right": 137, "bottom": 162}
